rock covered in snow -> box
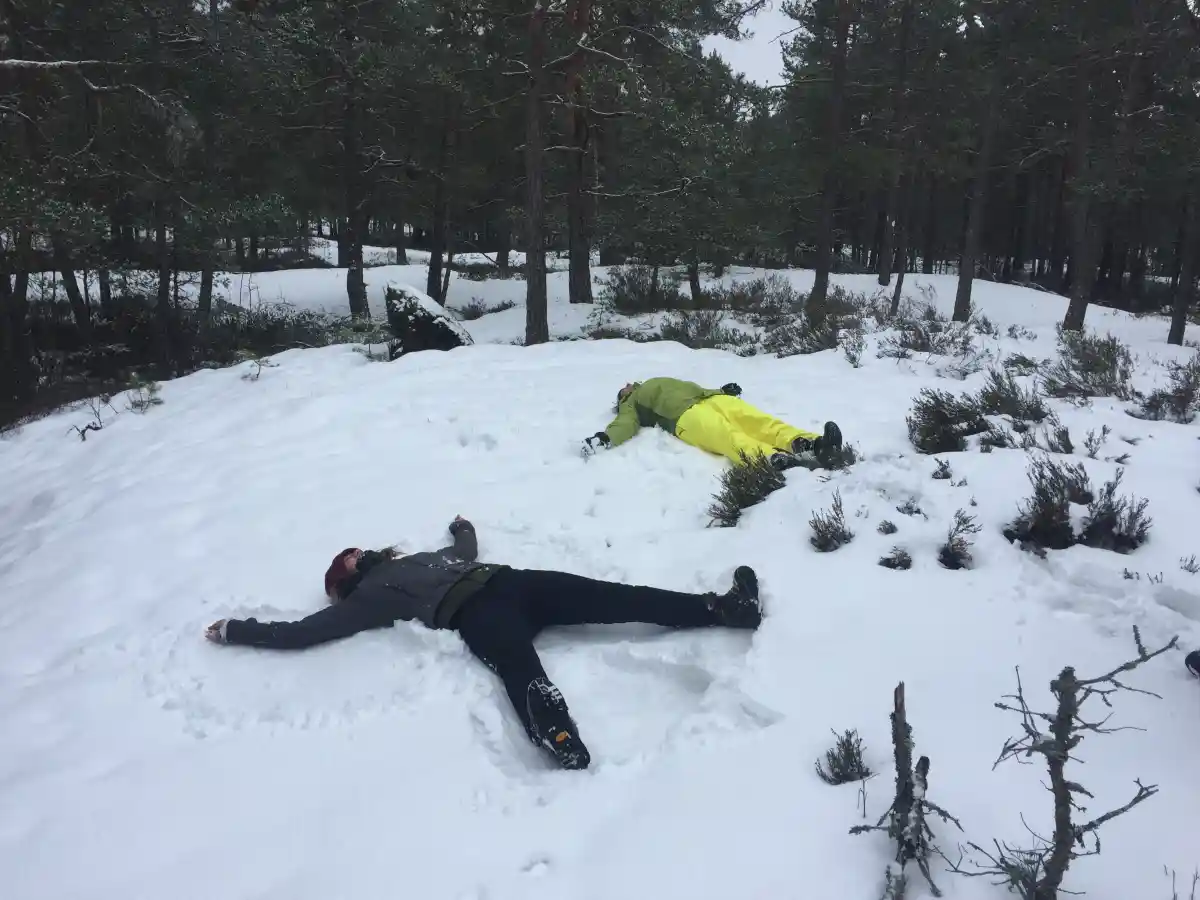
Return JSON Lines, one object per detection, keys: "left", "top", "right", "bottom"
{"left": 384, "top": 282, "right": 473, "bottom": 360}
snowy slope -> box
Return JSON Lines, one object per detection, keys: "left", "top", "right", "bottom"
{"left": 2, "top": 274, "right": 1199, "bottom": 900}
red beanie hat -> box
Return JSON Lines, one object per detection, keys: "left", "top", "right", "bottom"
{"left": 324, "top": 548, "right": 361, "bottom": 598}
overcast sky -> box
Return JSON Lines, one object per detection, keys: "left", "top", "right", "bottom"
{"left": 702, "top": 2, "right": 798, "bottom": 87}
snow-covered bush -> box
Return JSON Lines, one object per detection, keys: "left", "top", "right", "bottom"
{"left": 705, "top": 274, "right": 804, "bottom": 323}
{"left": 938, "top": 509, "right": 981, "bottom": 570}
{"left": 1002, "top": 352, "right": 1042, "bottom": 376}
{"left": 878, "top": 519, "right": 898, "bottom": 535}
{"left": 1003, "top": 458, "right": 1151, "bottom": 555}
{"left": 809, "top": 489, "right": 853, "bottom": 552}
{"left": 877, "top": 303, "right": 975, "bottom": 360}
{"left": 1077, "top": 468, "right": 1152, "bottom": 553}
{"left": 597, "top": 265, "right": 682, "bottom": 314}
{"left": 457, "top": 297, "right": 516, "bottom": 321}
{"left": 977, "top": 368, "right": 1049, "bottom": 422}
{"left": 879, "top": 546, "right": 912, "bottom": 570}
{"left": 1002, "top": 457, "right": 1093, "bottom": 553}
{"left": 658, "top": 310, "right": 755, "bottom": 354}
{"left": 763, "top": 314, "right": 840, "bottom": 357}
{"left": 706, "top": 451, "right": 786, "bottom": 527}
{"left": 815, "top": 729, "right": 872, "bottom": 785}
{"left": 1132, "top": 354, "right": 1200, "bottom": 424}
{"left": 125, "top": 375, "right": 163, "bottom": 413}
{"left": 905, "top": 388, "right": 989, "bottom": 454}
{"left": 384, "top": 283, "right": 473, "bottom": 359}
{"left": 1042, "top": 327, "right": 1135, "bottom": 401}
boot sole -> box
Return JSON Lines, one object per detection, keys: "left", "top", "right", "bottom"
{"left": 544, "top": 729, "right": 591, "bottom": 770}
{"left": 527, "top": 679, "right": 592, "bottom": 770}
{"left": 817, "top": 422, "right": 844, "bottom": 467}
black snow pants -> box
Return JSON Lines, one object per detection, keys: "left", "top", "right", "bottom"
{"left": 451, "top": 567, "right": 721, "bottom": 732}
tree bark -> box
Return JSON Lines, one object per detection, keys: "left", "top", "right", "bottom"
{"left": 427, "top": 146, "right": 449, "bottom": 300}
{"left": 687, "top": 256, "right": 703, "bottom": 308}
{"left": 1062, "top": 67, "right": 1097, "bottom": 331}
{"left": 1048, "top": 156, "right": 1068, "bottom": 290}
{"left": 154, "top": 196, "right": 174, "bottom": 368}
{"left": 564, "top": 0, "right": 595, "bottom": 305}
{"left": 342, "top": 77, "right": 368, "bottom": 318}
{"left": 523, "top": 3, "right": 550, "bottom": 345}
{"left": 878, "top": 0, "right": 912, "bottom": 292}
{"left": 953, "top": 16, "right": 1009, "bottom": 322}
{"left": 51, "top": 235, "right": 94, "bottom": 342}
{"left": 878, "top": 0, "right": 912, "bottom": 290}
{"left": 921, "top": 172, "right": 938, "bottom": 274}
{"left": 0, "top": 230, "right": 36, "bottom": 404}
{"left": 890, "top": 168, "right": 915, "bottom": 316}
{"left": 1168, "top": 189, "right": 1197, "bottom": 346}
{"left": 809, "top": 0, "right": 851, "bottom": 322}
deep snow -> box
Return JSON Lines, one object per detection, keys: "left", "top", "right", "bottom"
{"left": 2, "top": 265, "right": 1199, "bottom": 900}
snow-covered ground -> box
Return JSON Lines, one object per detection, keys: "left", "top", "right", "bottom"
{"left": 2, "top": 266, "right": 1198, "bottom": 900}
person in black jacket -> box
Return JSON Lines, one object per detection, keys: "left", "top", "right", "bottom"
{"left": 205, "top": 516, "right": 763, "bottom": 770}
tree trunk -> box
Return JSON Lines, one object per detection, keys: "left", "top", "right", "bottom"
{"left": 953, "top": 19, "right": 1008, "bottom": 322}
{"left": 687, "top": 256, "right": 703, "bottom": 308}
{"left": 441, "top": 241, "right": 454, "bottom": 305}
{"left": 878, "top": 0, "right": 912, "bottom": 290}
{"left": 809, "top": 0, "right": 851, "bottom": 322}
{"left": 1168, "top": 189, "right": 1197, "bottom": 346}
{"left": 51, "top": 235, "right": 94, "bottom": 342}
{"left": 1049, "top": 156, "right": 1068, "bottom": 290}
{"left": 1062, "top": 70, "right": 1097, "bottom": 332}
{"left": 497, "top": 212, "right": 512, "bottom": 273}
{"left": 394, "top": 218, "right": 409, "bottom": 265}
{"left": 1007, "top": 170, "right": 1031, "bottom": 282}
{"left": 425, "top": 110, "right": 452, "bottom": 301}
{"left": 98, "top": 268, "right": 113, "bottom": 317}
{"left": 922, "top": 172, "right": 937, "bottom": 274}
{"left": 0, "top": 230, "right": 36, "bottom": 404}
{"left": 523, "top": 3, "right": 550, "bottom": 345}
{"left": 890, "top": 168, "right": 915, "bottom": 316}
{"left": 564, "top": 0, "right": 595, "bottom": 305}
{"left": 154, "top": 196, "right": 174, "bottom": 368}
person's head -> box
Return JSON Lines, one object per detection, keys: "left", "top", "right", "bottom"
{"left": 617, "top": 382, "right": 637, "bottom": 403}
{"left": 324, "top": 548, "right": 363, "bottom": 601}
{"left": 324, "top": 546, "right": 399, "bottom": 601}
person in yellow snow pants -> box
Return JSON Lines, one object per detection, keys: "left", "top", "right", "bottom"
{"left": 581, "top": 377, "right": 844, "bottom": 471}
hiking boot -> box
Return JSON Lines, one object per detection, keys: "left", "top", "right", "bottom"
{"left": 769, "top": 452, "right": 801, "bottom": 472}
{"left": 1186, "top": 650, "right": 1200, "bottom": 679}
{"left": 794, "top": 421, "right": 843, "bottom": 468}
{"left": 525, "top": 677, "right": 591, "bottom": 770}
{"left": 709, "top": 565, "right": 762, "bottom": 629}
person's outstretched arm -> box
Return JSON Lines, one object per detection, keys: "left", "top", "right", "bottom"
{"left": 604, "top": 396, "right": 641, "bottom": 447}
{"left": 207, "top": 600, "right": 387, "bottom": 650}
{"left": 443, "top": 516, "right": 478, "bottom": 562}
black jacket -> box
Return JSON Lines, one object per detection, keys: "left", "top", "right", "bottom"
{"left": 224, "top": 520, "right": 503, "bottom": 649}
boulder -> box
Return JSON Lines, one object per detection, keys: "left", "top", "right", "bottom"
{"left": 383, "top": 283, "right": 473, "bottom": 360}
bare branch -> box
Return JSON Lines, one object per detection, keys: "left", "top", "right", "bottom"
{"left": 0, "top": 59, "right": 116, "bottom": 72}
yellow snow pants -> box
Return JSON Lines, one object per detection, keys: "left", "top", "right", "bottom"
{"left": 674, "top": 394, "right": 819, "bottom": 464}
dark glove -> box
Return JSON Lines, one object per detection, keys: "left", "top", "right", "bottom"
{"left": 721, "top": 382, "right": 742, "bottom": 397}
{"left": 581, "top": 432, "right": 610, "bottom": 457}
{"left": 448, "top": 516, "right": 473, "bottom": 535}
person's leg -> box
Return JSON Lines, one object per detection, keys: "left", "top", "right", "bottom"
{"left": 707, "top": 393, "right": 819, "bottom": 451}
{"left": 454, "top": 577, "right": 590, "bottom": 769}
{"left": 674, "top": 397, "right": 780, "bottom": 463}
{"left": 505, "top": 566, "right": 761, "bottom": 632}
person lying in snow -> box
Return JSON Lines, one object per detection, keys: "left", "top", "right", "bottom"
{"left": 582, "top": 376, "right": 844, "bottom": 471}
{"left": 204, "top": 516, "right": 762, "bottom": 771}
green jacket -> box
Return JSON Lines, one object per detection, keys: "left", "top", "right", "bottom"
{"left": 605, "top": 377, "right": 724, "bottom": 447}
